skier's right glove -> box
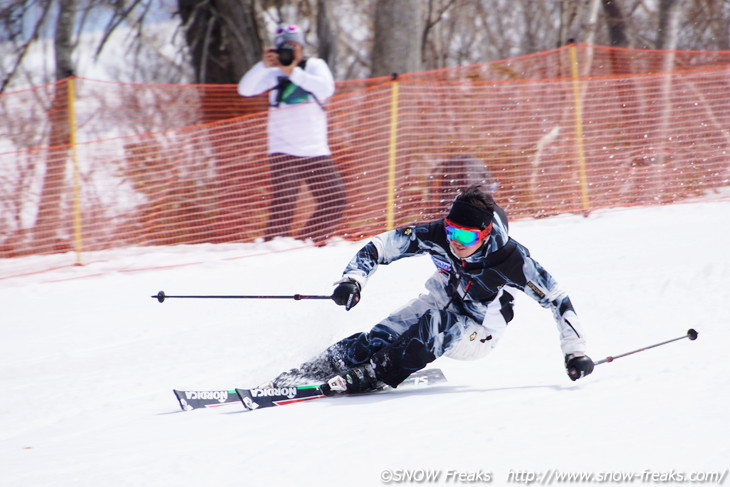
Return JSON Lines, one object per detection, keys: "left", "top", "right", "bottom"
{"left": 332, "top": 280, "right": 361, "bottom": 311}
{"left": 565, "top": 353, "right": 594, "bottom": 381}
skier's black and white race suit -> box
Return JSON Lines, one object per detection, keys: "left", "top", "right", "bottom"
{"left": 275, "top": 206, "right": 587, "bottom": 388}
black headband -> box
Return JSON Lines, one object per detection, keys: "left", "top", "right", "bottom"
{"left": 446, "top": 200, "right": 493, "bottom": 230}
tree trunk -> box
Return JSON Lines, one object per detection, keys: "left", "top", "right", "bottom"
{"left": 579, "top": 0, "right": 602, "bottom": 47}
{"left": 370, "top": 0, "right": 423, "bottom": 78}
{"left": 54, "top": 0, "right": 75, "bottom": 81}
{"left": 559, "top": 0, "right": 579, "bottom": 46}
{"left": 316, "top": 0, "right": 336, "bottom": 70}
{"left": 34, "top": 0, "right": 76, "bottom": 253}
{"left": 559, "top": 0, "right": 601, "bottom": 47}
{"left": 178, "top": 0, "right": 262, "bottom": 85}
{"left": 656, "top": 0, "right": 681, "bottom": 51}
{"left": 601, "top": 0, "right": 628, "bottom": 47}
{"left": 655, "top": 0, "right": 682, "bottom": 202}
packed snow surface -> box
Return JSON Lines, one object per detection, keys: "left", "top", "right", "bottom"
{"left": 2, "top": 202, "right": 728, "bottom": 486}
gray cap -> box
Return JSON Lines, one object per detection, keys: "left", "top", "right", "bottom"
{"left": 275, "top": 24, "right": 304, "bottom": 48}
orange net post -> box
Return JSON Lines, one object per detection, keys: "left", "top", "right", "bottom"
{"left": 1, "top": 45, "right": 730, "bottom": 280}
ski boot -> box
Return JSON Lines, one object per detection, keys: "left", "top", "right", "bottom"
{"left": 320, "top": 363, "right": 381, "bottom": 396}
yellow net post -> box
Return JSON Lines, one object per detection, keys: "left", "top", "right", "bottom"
{"left": 68, "top": 77, "right": 83, "bottom": 265}
{"left": 386, "top": 78, "right": 399, "bottom": 230}
{"left": 568, "top": 44, "right": 591, "bottom": 215}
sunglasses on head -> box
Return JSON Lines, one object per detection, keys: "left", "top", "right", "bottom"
{"left": 444, "top": 219, "right": 492, "bottom": 246}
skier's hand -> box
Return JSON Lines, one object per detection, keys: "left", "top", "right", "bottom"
{"left": 565, "top": 353, "right": 594, "bottom": 381}
{"left": 332, "top": 280, "right": 360, "bottom": 311}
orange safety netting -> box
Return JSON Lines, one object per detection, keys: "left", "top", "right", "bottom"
{"left": 1, "top": 44, "right": 729, "bottom": 280}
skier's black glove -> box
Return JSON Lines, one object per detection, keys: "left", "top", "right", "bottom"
{"left": 332, "top": 280, "right": 361, "bottom": 311}
{"left": 565, "top": 353, "right": 594, "bottom": 381}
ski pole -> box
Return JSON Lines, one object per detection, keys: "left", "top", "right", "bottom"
{"left": 152, "top": 290, "right": 332, "bottom": 303}
{"left": 594, "top": 328, "right": 698, "bottom": 366}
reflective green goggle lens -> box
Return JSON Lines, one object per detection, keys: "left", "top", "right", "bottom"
{"left": 445, "top": 226, "right": 480, "bottom": 246}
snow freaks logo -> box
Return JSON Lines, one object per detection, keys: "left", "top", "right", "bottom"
{"left": 250, "top": 387, "right": 298, "bottom": 399}
{"left": 184, "top": 391, "right": 229, "bottom": 403}
{"left": 381, "top": 469, "right": 492, "bottom": 484}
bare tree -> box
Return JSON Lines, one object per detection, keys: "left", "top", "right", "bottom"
{"left": 316, "top": 0, "right": 336, "bottom": 70}
{"left": 558, "top": 0, "right": 602, "bottom": 46}
{"left": 601, "top": 0, "right": 628, "bottom": 47}
{"left": 655, "top": 0, "right": 681, "bottom": 50}
{"left": 0, "top": 1, "right": 53, "bottom": 93}
{"left": 371, "top": 0, "right": 423, "bottom": 77}
{"left": 421, "top": 0, "right": 456, "bottom": 70}
{"left": 177, "top": 0, "right": 263, "bottom": 84}
{"left": 5, "top": 0, "right": 730, "bottom": 88}
{"left": 559, "top": 0, "right": 580, "bottom": 46}
{"left": 54, "top": 0, "right": 76, "bottom": 80}
{"left": 34, "top": 0, "right": 77, "bottom": 251}
{"left": 696, "top": 0, "right": 730, "bottom": 51}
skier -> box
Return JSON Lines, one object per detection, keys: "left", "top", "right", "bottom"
{"left": 272, "top": 184, "right": 594, "bottom": 393}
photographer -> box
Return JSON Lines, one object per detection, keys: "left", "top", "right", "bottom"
{"left": 238, "top": 24, "right": 346, "bottom": 244}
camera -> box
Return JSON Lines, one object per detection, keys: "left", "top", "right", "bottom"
{"left": 276, "top": 45, "right": 295, "bottom": 66}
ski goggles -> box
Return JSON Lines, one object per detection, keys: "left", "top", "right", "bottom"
{"left": 277, "top": 24, "right": 301, "bottom": 35}
{"left": 444, "top": 219, "right": 492, "bottom": 246}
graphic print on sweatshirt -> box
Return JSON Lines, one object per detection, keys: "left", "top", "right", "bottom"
{"left": 276, "top": 77, "right": 310, "bottom": 106}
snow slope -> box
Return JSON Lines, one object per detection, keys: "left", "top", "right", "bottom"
{"left": 1, "top": 202, "right": 729, "bottom": 487}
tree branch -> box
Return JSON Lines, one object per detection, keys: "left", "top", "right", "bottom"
{"left": 0, "top": 0, "right": 52, "bottom": 93}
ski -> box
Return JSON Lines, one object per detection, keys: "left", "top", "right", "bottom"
{"left": 174, "top": 368, "right": 447, "bottom": 411}
{"left": 236, "top": 368, "right": 447, "bottom": 411}
{"left": 173, "top": 389, "right": 240, "bottom": 411}
{"left": 236, "top": 384, "right": 326, "bottom": 410}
